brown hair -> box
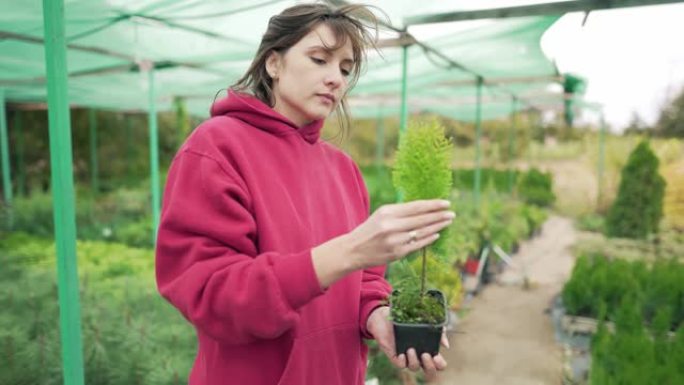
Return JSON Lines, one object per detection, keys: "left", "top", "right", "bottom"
{"left": 231, "top": 2, "right": 379, "bottom": 140}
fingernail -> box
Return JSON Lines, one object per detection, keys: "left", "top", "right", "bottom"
{"left": 444, "top": 211, "right": 456, "bottom": 219}
{"left": 440, "top": 200, "right": 450, "bottom": 207}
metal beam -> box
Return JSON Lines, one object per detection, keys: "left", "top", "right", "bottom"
{"left": 42, "top": 1, "right": 85, "bottom": 384}
{"left": 0, "top": 89, "right": 12, "bottom": 228}
{"left": 399, "top": 45, "right": 409, "bottom": 134}
{"left": 598, "top": 113, "right": 607, "bottom": 210}
{"left": 0, "top": 54, "right": 226, "bottom": 88}
{"left": 349, "top": 92, "right": 558, "bottom": 109}
{"left": 14, "top": 111, "right": 25, "bottom": 197}
{"left": 508, "top": 96, "right": 518, "bottom": 193}
{"left": 89, "top": 109, "right": 99, "bottom": 195}
{"left": 377, "top": 35, "right": 417, "bottom": 48}
{"left": 405, "top": 0, "right": 684, "bottom": 25}
{"left": 0, "top": 30, "right": 132, "bottom": 61}
{"left": 474, "top": 77, "right": 483, "bottom": 212}
{"left": 146, "top": 65, "right": 161, "bottom": 245}
{"left": 439, "top": 75, "right": 564, "bottom": 87}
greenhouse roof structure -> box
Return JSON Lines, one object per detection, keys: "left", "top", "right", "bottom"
{"left": 1, "top": 0, "right": 588, "bottom": 121}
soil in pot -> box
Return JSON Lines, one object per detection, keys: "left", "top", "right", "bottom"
{"left": 391, "top": 289, "right": 447, "bottom": 357}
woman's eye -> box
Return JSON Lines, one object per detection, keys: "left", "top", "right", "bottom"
{"left": 341, "top": 68, "right": 351, "bottom": 77}
{"left": 311, "top": 57, "right": 325, "bottom": 65}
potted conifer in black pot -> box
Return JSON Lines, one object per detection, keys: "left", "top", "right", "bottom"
{"left": 390, "top": 120, "right": 454, "bottom": 357}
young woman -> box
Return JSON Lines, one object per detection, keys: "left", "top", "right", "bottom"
{"left": 155, "top": 3, "right": 453, "bottom": 385}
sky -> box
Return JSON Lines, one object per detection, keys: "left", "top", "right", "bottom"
{"left": 541, "top": 2, "right": 684, "bottom": 131}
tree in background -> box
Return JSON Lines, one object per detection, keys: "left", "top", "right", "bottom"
{"left": 605, "top": 140, "right": 665, "bottom": 239}
{"left": 623, "top": 112, "right": 651, "bottom": 136}
{"left": 654, "top": 85, "right": 684, "bottom": 138}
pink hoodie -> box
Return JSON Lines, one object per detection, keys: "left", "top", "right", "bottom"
{"left": 155, "top": 91, "right": 391, "bottom": 385}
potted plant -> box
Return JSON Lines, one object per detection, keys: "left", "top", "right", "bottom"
{"left": 390, "top": 120, "right": 454, "bottom": 357}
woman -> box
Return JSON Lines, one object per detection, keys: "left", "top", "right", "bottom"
{"left": 155, "top": 3, "right": 453, "bottom": 385}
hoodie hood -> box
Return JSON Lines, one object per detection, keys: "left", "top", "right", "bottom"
{"left": 210, "top": 90, "right": 324, "bottom": 144}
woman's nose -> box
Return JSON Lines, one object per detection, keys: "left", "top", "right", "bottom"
{"left": 324, "top": 69, "right": 344, "bottom": 89}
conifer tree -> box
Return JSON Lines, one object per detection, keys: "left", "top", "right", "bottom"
{"left": 393, "top": 120, "right": 454, "bottom": 297}
{"left": 606, "top": 140, "right": 666, "bottom": 239}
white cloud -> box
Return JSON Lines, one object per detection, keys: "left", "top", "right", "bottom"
{"left": 542, "top": 3, "right": 684, "bottom": 131}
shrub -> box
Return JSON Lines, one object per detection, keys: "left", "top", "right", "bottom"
{"left": 562, "top": 254, "right": 684, "bottom": 330}
{"left": 517, "top": 167, "right": 555, "bottom": 207}
{"left": 0, "top": 233, "right": 195, "bottom": 385}
{"left": 606, "top": 140, "right": 666, "bottom": 239}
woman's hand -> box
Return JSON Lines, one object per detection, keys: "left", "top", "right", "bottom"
{"left": 312, "top": 199, "right": 453, "bottom": 288}
{"left": 346, "top": 199, "right": 454, "bottom": 270}
{"left": 366, "top": 306, "right": 449, "bottom": 382}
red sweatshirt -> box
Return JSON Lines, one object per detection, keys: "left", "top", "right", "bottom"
{"left": 155, "top": 90, "right": 391, "bottom": 385}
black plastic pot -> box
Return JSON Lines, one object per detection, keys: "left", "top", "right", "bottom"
{"left": 392, "top": 290, "right": 447, "bottom": 357}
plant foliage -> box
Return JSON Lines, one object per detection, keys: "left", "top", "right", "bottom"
{"left": 606, "top": 140, "right": 666, "bottom": 239}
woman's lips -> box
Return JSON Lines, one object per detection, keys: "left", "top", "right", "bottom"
{"left": 317, "top": 93, "right": 335, "bottom": 104}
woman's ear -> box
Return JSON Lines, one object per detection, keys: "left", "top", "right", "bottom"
{"left": 265, "top": 51, "right": 281, "bottom": 80}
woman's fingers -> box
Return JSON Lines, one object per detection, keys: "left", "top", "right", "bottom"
{"left": 433, "top": 354, "right": 448, "bottom": 370}
{"left": 393, "top": 353, "right": 407, "bottom": 369}
{"left": 381, "top": 199, "right": 451, "bottom": 218}
{"left": 406, "top": 348, "right": 421, "bottom": 371}
{"left": 388, "top": 218, "right": 452, "bottom": 245}
{"left": 394, "top": 233, "right": 440, "bottom": 257}
{"left": 391, "top": 210, "right": 456, "bottom": 233}
{"left": 421, "top": 353, "right": 438, "bottom": 382}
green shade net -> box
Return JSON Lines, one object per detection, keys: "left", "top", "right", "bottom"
{"left": 0, "top": 0, "right": 577, "bottom": 121}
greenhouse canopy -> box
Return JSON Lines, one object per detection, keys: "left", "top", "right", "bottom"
{"left": 1, "top": 0, "right": 576, "bottom": 121}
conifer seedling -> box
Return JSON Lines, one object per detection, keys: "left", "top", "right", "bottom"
{"left": 390, "top": 120, "right": 454, "bottom": 356}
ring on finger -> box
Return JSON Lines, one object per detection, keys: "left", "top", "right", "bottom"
{"left": 407, "top": 230, "right": 418, "bottom": 244}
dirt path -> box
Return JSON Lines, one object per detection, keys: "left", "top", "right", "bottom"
{"left": 434, "top": 216, "right": 577, "bottom": 385}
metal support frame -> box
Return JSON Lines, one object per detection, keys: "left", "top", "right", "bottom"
{"left": 42, "top": 0, "right": 85, "bottom": 384}
{"left": 0, "top": 89, "right": 12, "bottom": 227}
{"left": 89, "top": 109, "right": 99, "bottom": 195}
{"left": 474, "top": 76, "right": 484, "bottom": 212}
{"left": 508, "top": 96, "right": 518, "bottom": 193}
{"left": 147, "top": 66, "right": 161, "bottom": 244}
{"left": 598, "top": 113, "right": 606, "bottom": 210}
{"left": 396, "top": 43, "right": 410, "bottom": 206}
{"left": 375, "top": 108, "right": 385, "bottom": 168}
{"left": 399, "top": 44, "right": 409, "bottom": 135}
{"left": 14, "top": 111, "right": 25, "bottom": 197}
{"left": 404, "top": 0, "right": 684, "bottom": 25}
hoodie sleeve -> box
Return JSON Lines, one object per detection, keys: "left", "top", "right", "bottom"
{"left": 155, "top": 150, "right": 325, "bottom": 344}
{"left": 351, "top": 164, "right": 392, "bottom": 339}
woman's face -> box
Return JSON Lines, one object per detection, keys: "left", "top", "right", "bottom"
{"left": 266, "top": 23, "right": 354, "bottom": 127}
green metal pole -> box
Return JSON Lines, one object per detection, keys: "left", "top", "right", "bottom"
{"left": 387, "top": 42, "right": 410, "bottom": 280}
{"left": 42, "top": 1, "right": 85, "bottom": 384}
{"left": 14, "top": 111, "right": 25, "bottom": 197}
{"left": 88, "top": 109, "right": 99, "bottom": 195}
{"left": 397, "top": 43, "right": 409, "bottom": 205}
{"left": 125, "top": 114, "right": 133, "bottom": 183}
{"left": 375, "top": 108, "right": 385, "bottom": 169}
{"left": 148, "top": 67, "right": 161, "bottom": 243}
{"left": 598, "top": 113, "right": 606, "bottom": 210}
{"left": 508, "top": 97, "right": 518, "bottom": 193}
{"left": 399, "top": 44, "right": 409, "bottom": 135}
{"left": 474, "top": 76, "right": 483, "bottom": 211}
{"left": 0, "top": 89, "right": 13, "bottom": 228}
